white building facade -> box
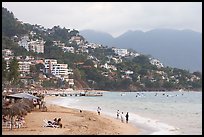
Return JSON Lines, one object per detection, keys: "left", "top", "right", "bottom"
{"left": 51, "top": 64, "right": 69, "bottom": 77}
{"left": 150, "top": 58, "right": 164, "bottom": 68}
{"left": 2, "top": 49, "right": 13, "bottom": 56}
{"left": 113, "top": 48, "right": 128, "bottom": 57}
{"left": 29, "top": 40, "right": 45, "bottom": 53}
{"left": 18, "top": 36, "right": 30, "bottom": 51}
{"left": 18, "top": 36, "right": 44, "bottom": 53}
{"left": 44, "top": 59, "right": 58, "bottom": 74}
{"left": 18, "top": 61, "right": 31, "bottom": 76}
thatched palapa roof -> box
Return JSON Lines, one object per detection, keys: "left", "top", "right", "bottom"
{"left": 6, "top": 93, "right": 40, "bottom": 100}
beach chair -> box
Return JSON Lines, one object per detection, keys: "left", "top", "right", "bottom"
{"left": 2, "top": 121, "right": 11, "bottom": 129}
{"left": 15, "top": 120, "right": 26, "bottom": 128}
{"left": 43, "top": 119, "right": 59, "bottom": 128}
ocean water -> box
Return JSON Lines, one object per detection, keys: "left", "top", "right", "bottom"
{"left": 47, "top": 91, "right": 202, "bottom": 135}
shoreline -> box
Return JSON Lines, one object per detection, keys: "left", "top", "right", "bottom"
{"left": 45, "top": 92, "right": 187, "bottom": 135}
{"left": 2, "top": 95, "right": 140, "bottom": 135}
{"left": 45, "top": 95, "right": 140, "bottom": 135}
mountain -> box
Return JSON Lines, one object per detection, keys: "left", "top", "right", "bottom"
{"left": 80, "top": 29, "right": 202, "bottom": 72}
{"left": 80, "top": 29, "right": 115, "bottom": 46}
{"left": 2, "top": 7, "right": 28, "bottom": 37}
{"left": 2, "top": 7, "right": 202, "bottom": 91}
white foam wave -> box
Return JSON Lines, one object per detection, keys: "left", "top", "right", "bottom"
{"left": 128, "top": 113, "right": 180, "bottom": 135}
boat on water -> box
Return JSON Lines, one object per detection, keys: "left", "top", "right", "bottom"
{"left": 120, "top": 93, "right": 126, "bottom": 96}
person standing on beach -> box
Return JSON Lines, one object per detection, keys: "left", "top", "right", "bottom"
{"left": 121, "top": 112, "right": 124, "bottom": 123}
{"left": 97, "top": 107, "right": 101, "bottom": 115}
{"left": 57, "top": 118, "right": 62, "bottom": 128}
{"left": 117, "top": 110, "right": 120, "bottom": 119}
{"left": 125, "top": 112, "right": 129, "bottom": 123}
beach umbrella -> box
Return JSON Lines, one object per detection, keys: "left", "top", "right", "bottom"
{"left": 21, "top": 98, "right": 34, "bottom": 110}
{"left": 2, "top": 107, "right": 10, "bottom": 116}
{"left": 17, "top": 99, "right": 33, "bottom": 113}
{"left": 6, "top": 101, "right": 29, "bottom": 130}
{"left": 6, "top": 92, "right": 40, "bottom": 100}
{"left": 2, "top": 99, "right": 11, "bottom": 116}
{"left": 2, "top": 99, "right": 7, "bottom": 107}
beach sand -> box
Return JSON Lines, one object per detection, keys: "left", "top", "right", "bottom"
{"left": 2, "top": 96, "right": 139, "bottom": 135}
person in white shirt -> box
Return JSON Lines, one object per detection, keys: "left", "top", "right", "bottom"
{"left": 97, "top": 106, "right": 101, "bottom": 115}
{"left": 117, "top": 110, "right": 120, "bottom": 119}
{"left": 121, "top": 112, "right": 124, "bottom": 123}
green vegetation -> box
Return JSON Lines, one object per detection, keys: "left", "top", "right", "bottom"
{"left": 2, "top": 7, "right": 202, "bottom": 91}
{"left": 6, "top": 57, "right": 20, "bottom": 87}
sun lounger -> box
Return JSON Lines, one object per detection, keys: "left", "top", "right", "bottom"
{"left": 2, "top": 121, "right": 11, "bottom": 129}
{"left": 43, "top": 119, "right": 60, "bottom": 128}
{"left": 15, "top": 120, "right": 26, "bottom": 128}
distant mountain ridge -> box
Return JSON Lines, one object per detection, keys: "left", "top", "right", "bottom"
{"left": 2, "top": 6, "right": 202, "bottom": 91}
{"left": 80, "top": 29, "right": 115, "bottom": 46}
{"left": 80, "top": 29, "right": 202, "bottom": 72}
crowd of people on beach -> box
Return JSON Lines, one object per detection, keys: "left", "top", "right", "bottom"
{"left": 135, "top": 92, "right": 184, "bottom": 98}
{"left": 96, "top": 107, "right": 129, "bottom": 124}
{"left": 117, "top": 110, "right": 129, "bottom": 123}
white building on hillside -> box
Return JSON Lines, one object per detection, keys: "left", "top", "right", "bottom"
{"left": 18, "top": 36, "right": 44, "bottom": 53}
{"left": 29, "top": 40, "right": 45, "bottom": 53}
{"left": 44, "top": 59, "right": 73, "bottom": 84}
{"left": 129, "top": 52, "right": 140, "bottom": 57}
{"left": 125, "top": 70, "right": 134, "bottom": 75}
{"left": 113, "top": 48, "right": 128, "bottom": 57}
{"left": 69, "top": 36, "right": 83, "bottom": 45}
{"left": 150, "top": 58, "right": 164, "bottom": 68}
{"left": 2, "top": 49, "right": 13, "bottom": 56}
{"left": 51, "top": 64, "right": 69, "bottom": 77}
{"left": 86, "top": 43, "right": 101, "bottom": 49}
{"left": 62, "top": 46, "right": 75, "bottom": 53}
{"left": 101, "top": 63, "right": 117, "bottom": 71}
{"left": 18, "top": 35, "right": 30, "bottom": 51}
{"left": 44, "top": 59, "right": 58, "bottom": 74}
{"left": 18, "top": 61, "right": 31, "bottom": 76}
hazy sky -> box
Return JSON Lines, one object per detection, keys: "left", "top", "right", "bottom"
{"left": 2, "top": 2, "right": 202, "bottom": 37}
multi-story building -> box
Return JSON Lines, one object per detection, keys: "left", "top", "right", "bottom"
{"left": 18, "top": 36, "right": 44, "bottom": 53}
{"left": 44, "top": 59, "right": 74, "bottom": 87}
{"left": 67, "top": 79, "right": 74, "bottom": 87}
{"left": 53, "top": 41, "right": 65, "bottom": 47}
{"left": 51, "top": 64, "right": 69, "bottom": 77}
{"left": 18, "top": 35, "right": 30, "bottom": 51}
{"left": 150, "top": 58, "right": 164, "bottom": 68}
{"left": 2, "top": 49, "right": 13, "bottom": 56}
{"left": 29, "top": 40, "right": 44, "bottom": 53}
{"left": 44, "top": 59, "right": 58, "bottom": 74}
{"left": 62, "top": 46, "right": 75, "bottom": 53}
{"left": 18, "top": 61, "right": 31, "bottom": 76}
{"left": 4, "top": 56, "right": 14, "bottom": 69}
{"left": 86, "top": 43, "right": 101, "bottom": 49}
{"left": 113, "top": 48, "right": 128, "bottom": 57}
{"left": 69, "top": 36, "right": 83, "bottom": 45}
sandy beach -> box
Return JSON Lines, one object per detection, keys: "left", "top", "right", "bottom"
{"left": 2, "top": 95, "right": 139, "bottom": 135}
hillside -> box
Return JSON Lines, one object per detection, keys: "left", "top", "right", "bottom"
{"left": 80, "top": 29, "right": 202, "bottom": 72}
{"left": 2, "top": 7, "right": 202, "bottom": 91}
